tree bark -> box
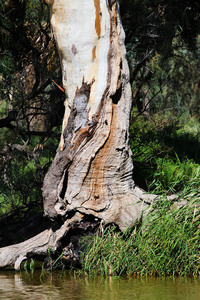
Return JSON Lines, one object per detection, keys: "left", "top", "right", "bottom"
{"left": 42, "top": 0, "right": 148, "bottom": 229}
{"left": 0, "top": 0, "right": 156, "bottom": 270}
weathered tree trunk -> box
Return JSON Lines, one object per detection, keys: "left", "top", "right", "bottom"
{"left": 0, "top": 0, "right": 155, "bottom": 270}
{"left": 42, "top": 0, "right": 148, "bottom": 229}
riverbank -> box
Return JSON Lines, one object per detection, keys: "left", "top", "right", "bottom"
{"left": 80, "top": 193, "right": 200, "bottom": 277}
{"left": 0, "top": 191, "right": 199, "bottom": 277}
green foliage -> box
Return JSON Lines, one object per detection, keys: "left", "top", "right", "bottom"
{"left": 130, "top": 111, "right": 200, "bottom": 193}
{"left": 122, "top": 0, "right": 200, "bottom": 118}
{"left": 0, "top": 132, "right": 59, "bottom": 217}
{"left": 0, "top": 0, "right": 63, "bottom": 219}
{"left": 80, "top": 196, "right": 200, "bottom": 277}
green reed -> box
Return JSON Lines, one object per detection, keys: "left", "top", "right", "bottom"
{"left": 80, "top": 192, "right": 200, "bottom": 277}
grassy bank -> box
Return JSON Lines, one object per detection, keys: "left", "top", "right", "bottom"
{"left": 80, "top": 193, "right": 200, "bottom": 277}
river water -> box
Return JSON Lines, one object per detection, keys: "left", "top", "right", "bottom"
{"left": 0, "top": 270, "right": 200, "bottom": 300}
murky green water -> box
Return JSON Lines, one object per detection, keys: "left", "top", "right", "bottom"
{"left": 0, "top": 270, "right": 200, "bottom": 300}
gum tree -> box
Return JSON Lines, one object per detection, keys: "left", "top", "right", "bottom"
{"left": 42, "top": 0, "right": 147, "bottom": 226}
{"left": 0, "top": 0, "right": 153, "bottom": 270}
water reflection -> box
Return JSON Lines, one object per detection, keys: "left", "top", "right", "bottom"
{"left": 0, "top": 270, "right": 200, "bottom": 300}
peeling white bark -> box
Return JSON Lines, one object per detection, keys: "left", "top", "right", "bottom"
{"left": 49, "top": 0, "right": 112, "bottom": 148}
{"left": 42, "top": 0, "right": 150, "bottom": 229}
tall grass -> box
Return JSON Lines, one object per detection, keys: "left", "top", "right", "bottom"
{"left": 149, "top": 155, "right": 200, "bottom": 194}
{"left": 80, "top": 193, "right": 200, "bottom": 277}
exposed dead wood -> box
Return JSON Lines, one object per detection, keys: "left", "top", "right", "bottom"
{"left": 0, "top": 214, "right": 80, "bottom": 270}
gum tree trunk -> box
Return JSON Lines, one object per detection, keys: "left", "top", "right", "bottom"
{"left": 0, "top": 0, "right": 154, "bottom": 270}
{"left": 43, "top": 0, "right": 147, "bottom": 229}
